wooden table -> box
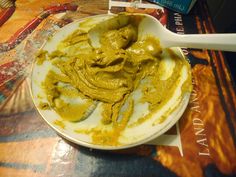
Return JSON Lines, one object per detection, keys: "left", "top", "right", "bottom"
{"left": 0, "top": 0, "right": 235, "bottom": 176}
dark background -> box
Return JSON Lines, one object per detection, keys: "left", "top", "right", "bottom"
{"left": 206, "top": 0, "right": 236, "bottom": 83}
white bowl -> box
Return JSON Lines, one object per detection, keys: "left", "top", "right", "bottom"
{"left": 30, "top": 14, "right": 191, "bottom": 150}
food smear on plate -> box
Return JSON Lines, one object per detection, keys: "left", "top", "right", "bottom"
{"left": 36, "top": 16, "right": 192, "bottom": 146}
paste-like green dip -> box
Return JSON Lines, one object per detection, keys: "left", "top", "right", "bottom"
{"left": 37, "top": 17, "right": 192, "bottom": 145}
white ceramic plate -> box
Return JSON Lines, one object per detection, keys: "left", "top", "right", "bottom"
{"left": 30, "top": 14, "right": 191, "bottom": 150}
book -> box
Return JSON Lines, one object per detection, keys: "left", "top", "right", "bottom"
{"left": 148, "top": 0, "right": 197, "bottom": 14}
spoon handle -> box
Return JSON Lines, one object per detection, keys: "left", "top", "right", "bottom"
{"left": 166, "top": 33, "right": 236, "bottom": 52}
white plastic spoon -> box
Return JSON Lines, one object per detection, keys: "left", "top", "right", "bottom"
{"left": 138, "top": 14, "right": 236, "bottom": 52}
{"left": 89, "top": 13, "right": 236, "bottom": 52}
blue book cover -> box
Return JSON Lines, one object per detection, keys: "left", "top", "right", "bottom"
{"left": 148, "top": 0, "right": 197, "bottom": 14}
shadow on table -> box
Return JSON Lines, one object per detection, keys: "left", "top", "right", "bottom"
{"left": 66, "top": 140, "right": 235, "bottom": 177}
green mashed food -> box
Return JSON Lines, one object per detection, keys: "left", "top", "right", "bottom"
{"left": 36, "top": 20, "right": 192, "bottom": 145}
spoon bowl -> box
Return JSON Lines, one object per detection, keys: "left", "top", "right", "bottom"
{"left": 89, "top": 13, "right": 236, "bottom": 52}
